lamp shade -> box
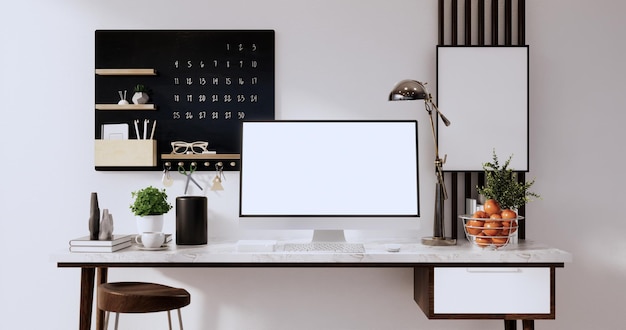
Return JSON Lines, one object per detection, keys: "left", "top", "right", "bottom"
{"left": 388, "top": 80, "right": 428, "bottom": 101}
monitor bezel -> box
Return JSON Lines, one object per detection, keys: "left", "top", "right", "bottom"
{"left": 238, "top": 119, "right": 420, "bottom": 219}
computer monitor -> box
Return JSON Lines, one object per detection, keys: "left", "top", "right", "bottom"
{"left": 239, "top": 120, "right": 419, "bottom": 242}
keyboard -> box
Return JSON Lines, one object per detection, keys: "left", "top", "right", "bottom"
{"left": 283, "top": 242, "right": 365, "bottom": 253}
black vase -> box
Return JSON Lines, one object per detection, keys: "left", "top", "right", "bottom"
{"left": 89, "top": 192, "right": 100, "bottom": 240}
{"left": 176, "top": 196, "right": 208, "bottom": 245}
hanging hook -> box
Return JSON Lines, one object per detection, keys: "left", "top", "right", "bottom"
{"left": 162, "top": 162, "right": 173, "bottom": 187}
{"left": 211, "top": 162, "right": 225, "bottom": 191}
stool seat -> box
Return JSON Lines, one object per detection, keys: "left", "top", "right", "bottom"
{"left": 98, "top": 282, "right": 191, "bottom": 313}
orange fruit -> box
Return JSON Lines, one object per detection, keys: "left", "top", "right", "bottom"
{"left": 466, "top": 219, "right": 485, "bottom": 235}
{"left": 475, "top": 233, "right": 492, "bottom": 247}
{"left": 501, "top": 209, "right": 517, "bottom": 219}
{"left": 483, "top": 199, "right": 501, "bottom": 216}
{"left": 492, "top": 236, "right": 509, "bottom": 247}
{"left": 483, "top": 221, "right": 502, "bottom": 236}
{"left": 501, "top": 222, "right": 511, "bottom": 235}
{"left": 472, "top": 210, "right": 488, "bottom": 219}
{"left": 502, "top": 220, "right": 517, "bottom": 234}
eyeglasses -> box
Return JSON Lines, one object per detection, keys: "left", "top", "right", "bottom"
{"left": 170, "top": 141, "right": 210, "bottom": 154}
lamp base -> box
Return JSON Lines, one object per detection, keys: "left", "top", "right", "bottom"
{"left": 421, "top": 236, "right": 457, "bottom": 246}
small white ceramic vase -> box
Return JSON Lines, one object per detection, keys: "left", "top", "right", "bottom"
{"left": 132, "top": 92, "right": 149, "bottom": 104}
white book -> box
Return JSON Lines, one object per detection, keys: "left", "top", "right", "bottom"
{"left": 465, "top": 198, "right": 477, "bottom": 215}
{"left": 69, "top": 240, "right": 131, "bottom": 253}
{"left": 69, "top": 234, "right": 133, "bottom": 247}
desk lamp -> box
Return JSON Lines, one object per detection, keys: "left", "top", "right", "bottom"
{"left": 389, "top": 79, "right": 456, "bottom": 246}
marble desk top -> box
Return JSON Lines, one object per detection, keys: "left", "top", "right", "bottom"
{"left": 54, "top": 239, "right": 572, "bottom": 266}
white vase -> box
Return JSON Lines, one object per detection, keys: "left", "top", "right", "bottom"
{"left": 99, "top": 209, "right": 114, "bottom": 240}
{"left": 136, "top": 215, "right": 164, "bottom": 233}
{"left": 132, "top": 92, "right": 149, "bottom": 104}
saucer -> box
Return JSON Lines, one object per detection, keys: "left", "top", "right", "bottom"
{"left": 137, "top": 244, "right": 169, "bottom": 251}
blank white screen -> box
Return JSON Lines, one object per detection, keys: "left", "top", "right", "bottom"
{"left": 239, "top": 121, "right": 419, "bottom": 217}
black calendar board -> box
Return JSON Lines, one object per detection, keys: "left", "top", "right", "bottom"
{"left": 95, "top": 30, "right": 275, "bottom": 171}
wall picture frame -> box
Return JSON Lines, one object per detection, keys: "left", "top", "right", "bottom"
{"left": 436, "top": 46, "right": 529, "bottom": 172}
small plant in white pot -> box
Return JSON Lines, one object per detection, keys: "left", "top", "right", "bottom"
{"left": 131, "top": 84, "right": 150, "bottom": 104}
{"left": 130, "top": 186, "right": 173, "bottom": 233}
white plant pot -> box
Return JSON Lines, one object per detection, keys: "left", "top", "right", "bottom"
{"left": 132, "top": 92, "right": 149, "bottom": 104}
{"left": 136, "top": 215, "right": 164, "bottom": 233}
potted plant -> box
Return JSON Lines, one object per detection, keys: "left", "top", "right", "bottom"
{"left": 131, "top": 84, "right": 150, "bottom": 104}
{"left": 130, "top": 186, "right": 173, "bottom": 233}
{"left": 459, "top": 150, "right": 541, "bottom": 248}
{"left": 477, "top": 150, "right": 540, "bottom": 213}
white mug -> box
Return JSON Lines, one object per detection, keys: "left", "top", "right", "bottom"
{"left": 135, "top": 232, "right": 165, "bottom": 248}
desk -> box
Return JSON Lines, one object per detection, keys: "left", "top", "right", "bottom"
{"left": 54, "top": 240, "right": 571, "bottom": 330}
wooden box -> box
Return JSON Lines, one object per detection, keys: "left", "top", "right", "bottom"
{"left": 94, "top": 140, "right": 157, "bottom": 167}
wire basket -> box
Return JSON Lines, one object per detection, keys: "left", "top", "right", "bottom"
{"left": 459, "top": 214, "right": 523, "bottom": 249}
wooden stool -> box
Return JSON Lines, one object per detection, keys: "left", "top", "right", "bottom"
{"left": 97, "top": 282, "right": 191, "bottom": 330}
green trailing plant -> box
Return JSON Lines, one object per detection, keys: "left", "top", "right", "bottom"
{"left": 477, "top": 150, "right": 540, "bottom": 210}
{"left": 129, "top": 186, "right": 173, "bottom": 216}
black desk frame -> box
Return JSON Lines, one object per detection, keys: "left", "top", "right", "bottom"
{"left": 58, "top": 261, "right": 564, "bottom": 330}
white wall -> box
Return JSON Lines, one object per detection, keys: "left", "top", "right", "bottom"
{"left": 526, "top": 1, "right": 626, "bottom": 328}
{"left": 0, "top": 0, "right": 624, "bottom": 329}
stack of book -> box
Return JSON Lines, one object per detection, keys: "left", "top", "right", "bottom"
{"left": 69, "top": 234, "right": 133, "bottom": 252}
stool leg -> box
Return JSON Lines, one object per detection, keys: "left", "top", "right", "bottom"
{"left": 114, "top": 312, "right": 119, "bottom": 330}
{"left": 167, "top": 310, "right": 173, "bottom": 330}
{"left": 103, "top": 312, "right": 110, "bottom": 329}
{"left": 177, "top": 309, "right": 184, "bottom": 330}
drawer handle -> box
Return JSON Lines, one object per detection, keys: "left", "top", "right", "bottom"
{"left": 465, "top": 268, "right": 521, "bottom": 273}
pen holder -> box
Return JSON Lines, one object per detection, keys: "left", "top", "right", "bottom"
{"left": 94, "top": 140, "right": 157, "bottom": 167}
{"left": 176, "top": 196, "right": 208, "bottom": 245}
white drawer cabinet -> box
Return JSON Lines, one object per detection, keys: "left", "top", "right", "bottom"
{"left": 414, "top": 265, "right": 557, "bottom": 320}
{"left": 434, "top": 267, "right": 551, "bottom": 314}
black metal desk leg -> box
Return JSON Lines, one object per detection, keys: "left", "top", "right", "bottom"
{"left": 504, "top": 320, "right": 517, "bottom": 330}
{"left": 523, "top": 320, "right": 534, "bottom": 330}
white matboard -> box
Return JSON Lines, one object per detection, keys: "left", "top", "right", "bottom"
{"left": 437, "top": 46, "right": 529, "bottom": 171}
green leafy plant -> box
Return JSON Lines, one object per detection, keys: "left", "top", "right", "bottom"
{"left": 133, "top": 84, "right": 149, "bottom": 93}
{"left": 477, "top": 150, "right": 540, "bottom": 210}
{"left": 129, "top": 186, "right": 173, "bottom": 216}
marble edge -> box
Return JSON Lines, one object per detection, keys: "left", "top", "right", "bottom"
{"left": 52, "top": 240, "right": 572, "bottom": 265}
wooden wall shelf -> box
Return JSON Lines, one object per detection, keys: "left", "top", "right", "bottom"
{"left": 161, "top": 153, "right": 240, "bottom": 160}
{"left": 161, "top": 154, "right": 241, "bottom": 172}
{"left": 95, "top": 68, "right": 157, "bottom": 76}
{"left": 96, "top": 104, "right": 156, "bottom": 110}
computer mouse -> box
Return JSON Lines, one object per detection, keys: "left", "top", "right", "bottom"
{"left": 385, "top": 244, "right": 401, "bottom": 252}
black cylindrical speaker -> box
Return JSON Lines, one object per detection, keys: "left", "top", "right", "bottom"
{"left": 176, "top": 196, "right": 208, "bottom": 245}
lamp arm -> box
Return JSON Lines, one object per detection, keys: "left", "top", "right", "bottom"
{"left": 418, "top": 82, "right": 450, "bottom": 127}
{"left": 429, "top": 98, "right": 451, "bottom": 127}
{"left": 425, "top": 102, "right": 440, "bottom": 161}
{"left": 435, "top": 161, "right": 448, "bottom": 200}
{"left": 425, "top": 98, "right": 448, "bottom": 201}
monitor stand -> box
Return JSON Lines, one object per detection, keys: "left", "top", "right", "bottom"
{"left": 311, "top": 230, "right": 347, "bottom": 242}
